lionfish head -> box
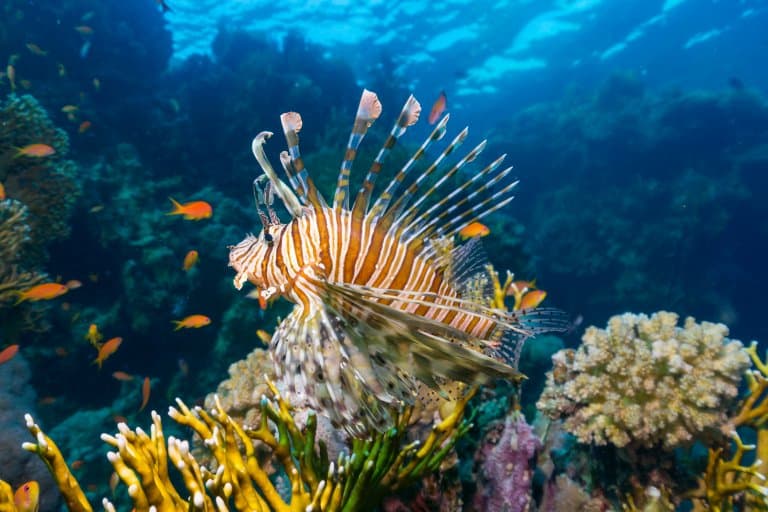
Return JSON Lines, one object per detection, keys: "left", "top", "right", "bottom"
{"left": 228, "top": 225, "right": 284, "bottom": 290}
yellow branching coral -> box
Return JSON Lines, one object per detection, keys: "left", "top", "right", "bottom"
{"left": 686, "top": 341, "right": 768, "bottom": 511}
{"left": 537, "top": 311, "right": 749, "bottom": 449}
{"left": 21, "top": 380, "right": 473, "bottom": 512}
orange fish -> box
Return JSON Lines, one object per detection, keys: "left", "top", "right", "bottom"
{"left": 13, "top": 481, "right": 39, "bottom": 512}
{"left": 93, "top": 337, "right": 123, "bottom": 369}
{"left": 139, "top": 377, "right": 151, "bottom": 411}
{"left": 109, "top": 472, "right": 119, "bottom": 495}
{"left": 172, "top": 314, "right": 211, "bottom": 330}
{"left": 166, "top": 198, "right": 212, "bottom": 220}
{"left": 246, "top": 288, "right": 269, "bottom": 309}
{"left": 6, "top": 65, "right": 16, "bottom": 91}
{"left": 519, "top": 289, "right": 547, "bottom": 310}
{"left": 74, "top": 25, "right": 94, "bottom": 35}
{"left": 65, "top": 279, "right": 82, "bottom": 289}
{"left": 458, "top": 221, "right": 490, "bottom": 239}
{"left": 112, "top": 415, "right": 128, "bottom": 424}
{"left": 112, "top": 371, "right": 134, "bottom": 382}
{"left": 0, "top": 181, "right": 5, "bottom": 200}
{"left": 55, "top": 346, "right": 69, "bottom": 357}
{"left": 85, "top": 323, "right": 102, "bottom": 346}
{"left": 78, "top": 121, "right": 91, "bottom": 133}
{"left": 71, "top": 460, "right": 85, "bottom": 470}
{"left": 256, "top": 329, "right": 271, "bottom": 344}
{"left": 182, "top": 250, "right": 199, "bottom": 271}
{"left": 15, "top": 282, "right": 69, "bottom": 304}
{"left": 0, "top": 344, "right": 19, "bottom": 365}
{"left": 61, "top": 105, "right": 79, "bottom": 113}
{"left": 38, "top": 396, "right": 57, "bottom": 405}
{"left": 14, "top": 143, "right": 55, "bottom": 158}
{"left": 428, "top": 90, "right": 447, "bottom": 125}
{"left": 25, "top": 43, "right": 47, "bottom": 56}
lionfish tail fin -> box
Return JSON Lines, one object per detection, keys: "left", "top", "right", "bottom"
{"left": 333, "top": 89, "right": 382, "bottom": 211}
{"left": 493, "top": 307, "right": 572, "bottom": 367}
{"left": 352, "top": 94, "right": 421, "bottom": 219}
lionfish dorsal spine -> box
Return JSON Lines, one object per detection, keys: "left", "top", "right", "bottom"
{"left": 279, "top": 112, "right": 326, "bottom": 210}
{"left": 351, "top": 94, "right": 421, "bottom": 219}
{"left": 392, "top": 137, "right": 487, "bottom": 237}
{"left": 382, "top": 127, "right": 471, "bottom": 238}
{"left": 367, "top": 114, "right": 450, "bottom": 220}
{"left": 251, "top": 131, "right": 304, "bottom": 218}
{"left": 333, "top": 89, "right": 382, "bottom": 211}
{"left": 403, "top": 155, "right": 510, "bottom": 243}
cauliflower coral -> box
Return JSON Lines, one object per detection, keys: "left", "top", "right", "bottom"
{"left": 537, "top": 311, "right": 749, "bottom": 449}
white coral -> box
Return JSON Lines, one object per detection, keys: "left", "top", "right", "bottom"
{"left": 536, "top": 311, "right": 750, "bottom": 449}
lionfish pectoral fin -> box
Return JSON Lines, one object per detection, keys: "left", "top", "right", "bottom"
{"left": 321, "top": 281, "right": 525, "bottom": 386}
{"left": 273, "top": 299, "right": 413, "bottom": 435}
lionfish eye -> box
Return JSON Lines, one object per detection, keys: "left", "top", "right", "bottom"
{"left": 264, "top": 232, "right": 274, "bottom": 244}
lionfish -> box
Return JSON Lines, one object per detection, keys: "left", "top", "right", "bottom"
{"left": 229, "top": 89, "right": 563, "bottom": 434}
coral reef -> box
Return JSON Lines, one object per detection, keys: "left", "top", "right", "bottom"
{"left": 14, "top": 380, "right": 474, "bottom": 512}
{"left": 537, "top": 311, "right": 749, "bottom": 449}
{"left": 0, "top": 353, "right": 58, "bottom": 510}
{"left": 0, "top": 200, "right": 44, "bottom": 306}
{"left": 0, "top": 94, "right": 80, "bottom": 251}
{"left": 472, "top": 412, "right": 540, "bottom": 511}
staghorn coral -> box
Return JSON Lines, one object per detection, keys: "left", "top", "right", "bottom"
{"left": 537, "top": 311, "right": 749, "bottom": 450}
{"left": 16, "top": 380, "right": 474, "bottom": 512}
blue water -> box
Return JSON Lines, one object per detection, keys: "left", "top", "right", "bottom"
{"left": 1, "top": 0, "right": 767, "bottom": 510}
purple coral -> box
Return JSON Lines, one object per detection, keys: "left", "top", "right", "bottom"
{"left": 473, "top": 413, "right": 540, "bottom": 512}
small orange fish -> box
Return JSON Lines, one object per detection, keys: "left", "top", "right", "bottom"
{"left": 71, "top": 460, "right": 85, "bottom": 470}
{"left": 519, "top": 289, "right": 547, "bottom": 310}
{"left": 458, "top": 221, "right": 490, "bottom": 239}
{"left": 85, "top": 323, "right": 102, "bottom": 346}
{"left": 246, "top": 288, "right": 269, "bottom": 309}
{"left": 65, "top": 279, "right": 82, "bottom": 289}
{"left": 78, "top": 120, "right": 91, "bottom": 133}
{"left": 15, "top": 282, "right": 69, "bottom": 304}
{"left": 139, "top": 376, "right": 151, "bottom": 411}
{"left": 13, "top": 481, "right": 39, "bottom": 512}
{"left": 166, "top": 198, "right": 212, "bottom": 220}
{"left": 93, "top": 337, "right": 123, "bottom": 369}
{"left": 61, "top": 105, "right": 79, "bottom": 113}
{"left": 428, "top": 90, "right": 447, "bottom": 125}
{"left": 112, "top": 415, "right": 128, "bottom": 424}
{"left": 0, "top": 181, "right": 5, "bottom": 200}
{"left": 14, "top": 143, "right": 55, "bottom": 158}
{"left": 182, "top": 249, "right": 199, "bottom": 271}
{"left": 0, "top": 344, "right": 19, "bottom": 365}
{"left": 256, "top": 329, "right": 271, "bottom": 344}
{"left": 74, "top": 25, "right": 94, "bottom": 35}
{"left": 6, "top": 65, "right": 16, "bottom": 91}
{"left": 55, "top": 346, "right": 69, "bottom": 357}
{"left": 172, "top": 314, "right": 211, "bottom": 330}
{"left": 38, "top": 396, "right": 57, "bottom": 405}
{"left": 109, "top": 472, "right": 119, "bottom": 495}
{"left": 112, "top": 371, "right": 134, "bottom": 382}
{"left": 26, "top": 43, "right": 47, "bottom": 56}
